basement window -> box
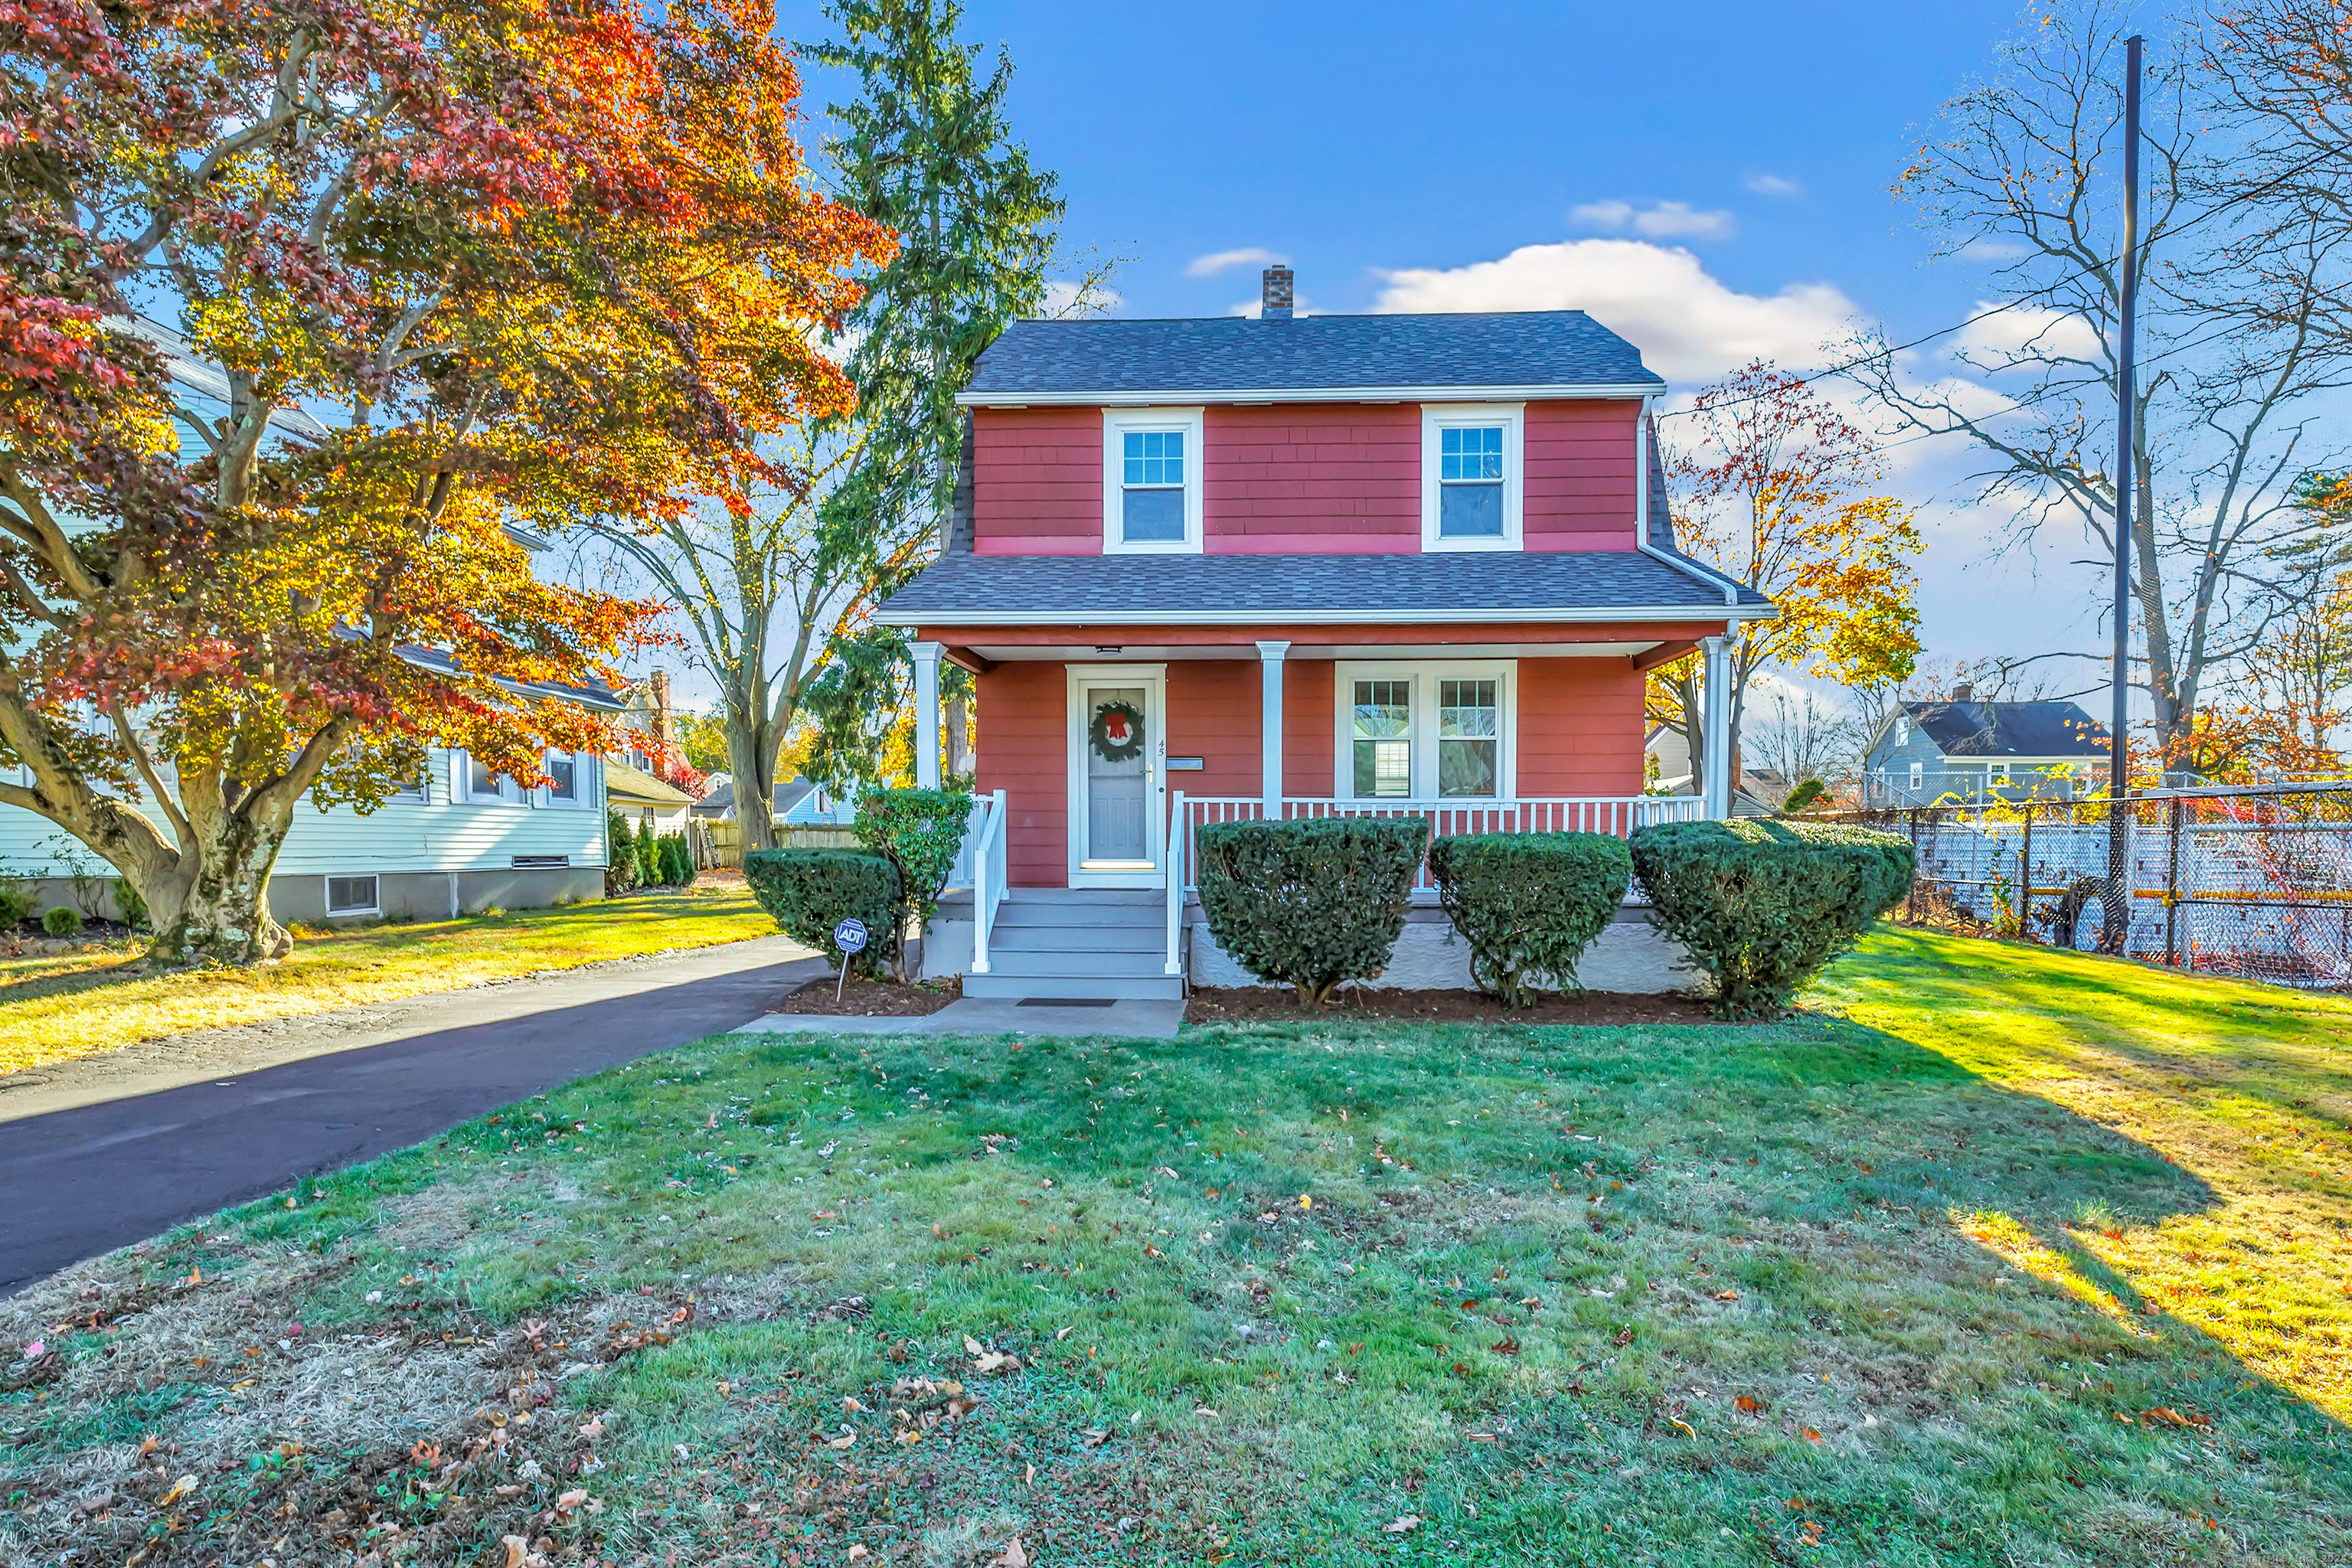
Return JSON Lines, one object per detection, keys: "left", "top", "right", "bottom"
{"left": 325, "top": 874, "right": 381, "bottom": 916}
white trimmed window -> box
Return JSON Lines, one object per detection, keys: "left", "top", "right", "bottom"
{"left": 1909, "top": 761, "right": 1924, "bottom": 792}
{"left": 325, "top": 874, "right": 381, "bottom": 916}
{"left": 1334, "top": 661, "right": 1515, "bottom": 799}
{"left": 1420, "top": 403, "right": 1523, "bottom": 551}
{"left": 541, "top": 750, "right": 590, "bottom": 808}
{"left": 1102, "top": 407, "right": 1204, "bottom": 554}
{"left": 459, "top": 751, "right": 521, "bottom": 804}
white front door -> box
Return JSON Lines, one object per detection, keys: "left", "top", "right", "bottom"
{"left": 1067, "top": 665, "right": 1167, "bottom": 888}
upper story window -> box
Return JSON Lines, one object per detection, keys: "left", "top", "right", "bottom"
{"left": 1102, "top": 407, "right": 1204, "bottom": 554}
{"left": 1421, "top": 403, "right": 1524, "bottom": 552}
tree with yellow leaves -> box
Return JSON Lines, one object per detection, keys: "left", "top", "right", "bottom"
{"left": 1647, "top": 362, "right": 1924, "bottom": 792}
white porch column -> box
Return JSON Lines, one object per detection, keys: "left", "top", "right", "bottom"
{"left": 911, "top": 640, "right": 942, "bottom": 790}
{"left": 1256, "top": 639, "right": 1289, "bottom": 815}
{"left": 1700, "top": 634, "right": 1733, "bottom": 820}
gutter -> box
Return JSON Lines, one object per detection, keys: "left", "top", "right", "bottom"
{"left": 1631, "top": 394, "right": 1753, "bottom": 614}
{"left": 874, "top": 602, "right": 1779, "bottom": 629}
{"left": 958, "top": 382, "right": 1664, "bottom": 408}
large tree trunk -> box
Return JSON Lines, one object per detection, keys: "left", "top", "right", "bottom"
{"left": 142, "top": 788, "right": 297, "bottom": 966}
{"left": 729, "top": 720, "right": 780, "bottom": 855}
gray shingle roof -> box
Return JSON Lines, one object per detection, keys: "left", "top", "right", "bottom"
{"left": 1907, "top": 701, "right": 2112, "bottom": 759}
{"left": 877, "top": 550, "right": 1766, "bottom": 626}
{"left": 961, "top": 311, "right": 1664, "bottom": 401}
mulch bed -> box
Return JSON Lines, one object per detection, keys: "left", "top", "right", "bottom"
{"left": 1184, "top": 985, "right": 1740, "bottom": 1027}
{"left": 773, "top": 975, "right": 961, "bottom": 1017}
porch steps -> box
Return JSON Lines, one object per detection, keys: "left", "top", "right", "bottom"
{"left": 963, "top": 889, "right": 1184, "bottom": 1002}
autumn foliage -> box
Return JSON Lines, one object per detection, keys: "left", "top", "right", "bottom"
{"left": 0, "top": 0, "right": 890, "bottom": 961}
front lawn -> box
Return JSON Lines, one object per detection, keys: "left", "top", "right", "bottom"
{"left": 4, "top": 929, "right": 2348, "bottom": 1565}
{"left": 0, "top": 878, "right": 780, "bottom": 1077}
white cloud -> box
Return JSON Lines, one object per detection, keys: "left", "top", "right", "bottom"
{"left": 1185, "top": 247, "right": 1288, "bottom": 279}
{"left": 1573, "top": 199, "right": 1737, "bottom": 242}
{"left": 1371, "top": 237, "right": 1858, "bottom": 384}
{"left": 1949, "top": 299, "right": 2102, "bottom": 365}
{"left": 1745, "top": 172, "right": 1803, "bottom": 198}
{"left": 1952, "top": 236, "right": 2031, "bottom": 263}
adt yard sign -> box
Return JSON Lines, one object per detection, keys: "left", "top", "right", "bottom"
{"left": 831, "top": 916, "right": 868, "bottom": 1002}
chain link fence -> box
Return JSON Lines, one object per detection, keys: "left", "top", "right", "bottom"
{"left": 1828, "top": 783, "right": 2352, "bottom": 992}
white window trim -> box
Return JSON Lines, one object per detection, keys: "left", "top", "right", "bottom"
{"left": 1102, "top": 407, "right": 1205, "bottom": 555}
{"left": 456, "top": 750, "right": 525, "bottom": 806}
{"left": 324, "top": 874, "right": 381, "bottom": 917}
{"left": 1909, "top": 761, "right": 1925, "bottom": 791}
{"left": 538, "top": 749, "right": 593, "bottom": 809}
{"left": 1332, "top": 659, "right": 1516, "bottom": 801}
{"left": 1419, "top": 403, "right": 1524, "bottom": 554}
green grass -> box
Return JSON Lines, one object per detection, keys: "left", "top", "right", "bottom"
{"left": 0, "top": 877, "right": 781, "bottom": 1076}
{"left": 3, "top": 928, "right": 2349, "bottom": 1566}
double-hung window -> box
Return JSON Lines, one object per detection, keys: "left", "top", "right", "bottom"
{"left": 542, "top": 750, "right": 589, "bottom": 808}
{"left": 1337, "top": 662, "right": 1514, "bottom": 799}
{"left": 461, "top": 751, "right": 518, "bottom": 804}
{"left": 1421, "top": 403, "right": 1523, "bottom": 551}
{"left": 1102, "top": 408, "right": 1204, "bottom": 553}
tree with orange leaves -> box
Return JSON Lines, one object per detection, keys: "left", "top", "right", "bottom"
{"left": 1646, "top": 361, "right": 1925, "bottom": 792}
{"left": 0, "top": 0, "right": 889, "bottom": 962}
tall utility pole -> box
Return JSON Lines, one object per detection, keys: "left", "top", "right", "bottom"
{"left": 2105, "top": 32, "right": 2145, "bottom": 954}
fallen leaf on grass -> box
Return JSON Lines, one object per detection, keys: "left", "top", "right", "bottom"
{"left": 1735, "top": 1396, "right": 1763, "bottom": 1413}
{"left": 1081, "top": 1428, "right": 1109, "bottom": 1447}
{"left": 501, "top": 1537, "right": 528, "bottom": 1568}
{"left": 1802, "top": 1428, "right": 1824, "bottom": 1444}
{"left": 157, "top": 1475, "right": 195, "bottom": 1507}
{"left": 1383, "top": 1515, "right": 1421, "bottom": 1534}
{"left": 555, "top": 1490, "right": 588, "bottom": 1513}
{"left": 971, "top": 1351, "right": 1022, "bottom": 1374}
{"left": 578, "top": 1417, "right": 605, "bottom": 1441}
{"left": 1713, "top": 1289, "right": 1741, "bottom": 1302}
{"left": 1668, "top": 1418, "right": 1697, "bottom": 1439}
{"left": 995, "top": 1540, "right": 1030, "bottom": 1568}
{"left": 2142, "top": 1406, "right": 2213, "bottom": 1430}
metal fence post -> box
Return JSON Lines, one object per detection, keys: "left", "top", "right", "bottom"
{"left": 2017, "top": 801, "right": 2034, "bottom": 939}
{"left": 1906, "top": 808, "right": 1922, "bottom": 924}
{"left": 2164, "top": 794, "right": 2184, "bottom": 969}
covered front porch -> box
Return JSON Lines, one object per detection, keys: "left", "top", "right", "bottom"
{"left": 906, "top": 624, "right": 1741, "bottom": 998}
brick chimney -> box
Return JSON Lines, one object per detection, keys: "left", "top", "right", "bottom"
{"left": 1261, "top": 264, "right": 1294, "bottom": 319}
{"left": 647, "top": 668, "right": 674, "bottom": 776}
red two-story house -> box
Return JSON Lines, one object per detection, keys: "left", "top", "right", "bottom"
{"left": 879, "top": 267, "right": 1770, "bottom": 1001}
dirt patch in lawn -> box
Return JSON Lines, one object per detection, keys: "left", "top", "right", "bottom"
{"left": 1184, "top": 984, "right": 1736, "bottom": 1027}
{"left": 773, "top": 975, "right": 960, "bottom": 1017}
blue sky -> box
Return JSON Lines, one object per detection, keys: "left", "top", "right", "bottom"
{"left": 776, "top": 0, "right": 2162, "bottom": 696}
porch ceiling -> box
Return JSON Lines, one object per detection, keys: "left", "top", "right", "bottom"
{"left": 956, "top": 639, "right": 1666, "bottom": 663}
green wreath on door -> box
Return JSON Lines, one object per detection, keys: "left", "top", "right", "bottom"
{"left": 1089, "top": 698, "right": 1145, "bottom": 763}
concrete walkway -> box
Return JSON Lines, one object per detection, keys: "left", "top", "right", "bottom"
{"left": 732, "top": 995, "right": 1186, "bottom": 1040}
{"left": 0, "top": 936, "right": 825, "bottom": 1295}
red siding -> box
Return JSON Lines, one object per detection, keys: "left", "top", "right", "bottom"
{"left": 974, "top": 662, "right": 1066, "bottom": 886}
{"left": 1202, "top": 406, "right": 1420, "bottom": 554}
{"left": 1525, "top": 402, "right": 1639, "bottom": 553}
{"left": 969, "top": 400, "right": 1639, "bottom": 556}
{"left": 1166, "top": 662, "right": 1261, "bottom": 802}
{"left": 1517, "top": 657, "right": 1646, "bottom": 795}
{"left": 972, "top": 408, "right": 1100, "bottom": 555}
{"left": 1282, "top": 660, "right": 1335, "bottom": 795}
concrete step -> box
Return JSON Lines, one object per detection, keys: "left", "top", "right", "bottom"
{"left": 994, "top": 901, "right": 1165, "bottom": 931}
{"left": 979, "top": 948, "right": 1174, "bottom": 980}
{"left": 963, "top": 970, "right": 1185, "bottom": 1002}
{"left": 987, "top": 923, "right": 1164, "bottom": 954}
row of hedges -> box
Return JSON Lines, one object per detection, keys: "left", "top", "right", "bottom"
{"left": 606, "top": 812, "right": 697, "bottom": 895}
{"left": 1196, "top": 816, "right": 1913, "bottom": 1018}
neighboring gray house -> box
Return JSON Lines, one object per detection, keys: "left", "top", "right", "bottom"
{"left": 1862, "top": 687, "right": 2111, "bottom": 805}
{"left": 691, "top": 774, "right": 854, "bottom": 827}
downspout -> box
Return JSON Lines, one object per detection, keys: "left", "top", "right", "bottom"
{"left": 1632, "top": 397, "right": 1738, "bottom": 609}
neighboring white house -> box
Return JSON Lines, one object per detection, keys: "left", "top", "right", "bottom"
{"left": 0, "top": 318, "right": 621, "bottom": 924}
{"left": 691, "top": 773, "right": 855, "bottom": 828}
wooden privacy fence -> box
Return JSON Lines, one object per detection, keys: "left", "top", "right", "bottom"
{"left": 698, "top": 819, "right": 859, "bottom": 869}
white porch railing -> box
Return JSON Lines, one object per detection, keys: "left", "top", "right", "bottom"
{"left": 1174, "top": 794, "right": 1705, "bottom": 896}
{"left": 1165, "top": 790, "right": 1189, "bottom": 977}
{"left": 965, "top": 789, "right": 1009, "bottom": 975}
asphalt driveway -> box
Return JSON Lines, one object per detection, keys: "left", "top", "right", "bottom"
{"left": 0, "top": 935, "right": 826, "bottom": 1295}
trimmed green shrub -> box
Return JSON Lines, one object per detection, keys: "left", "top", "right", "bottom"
{"left": 42, "top": 905, "right": 83, "bottom": 938}
{"left": 634, "top": 817, "right": 661, "bottom": 887}
{"left": 1427, "top": 831, "right": 1632, "bottom": 1008}
{"left": 605, "top": 810, "right": 640, "bottom": 895}
{"left": 110, "top": 877, "right": 149, "bottom": 929}
{"left": 1628, "top": 818, "right": 1915, "bottom": 1020}
{"left": 0, "top": 879, "right": 36, "bottom": 927}
{"left": 855, "top": 786, "right": 975, "bottom": 978}
{"left": 743, "top": 848, "right": 901, "bottom": 978}
{"left": 1780, "top": 779, "right": 1828, "bottom": 813}
{"left": 658, "top": 832, "right": 697, "bottom": 888}
{"left": 1197, "top": 816, "right": 1430, "bottom": 1004}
